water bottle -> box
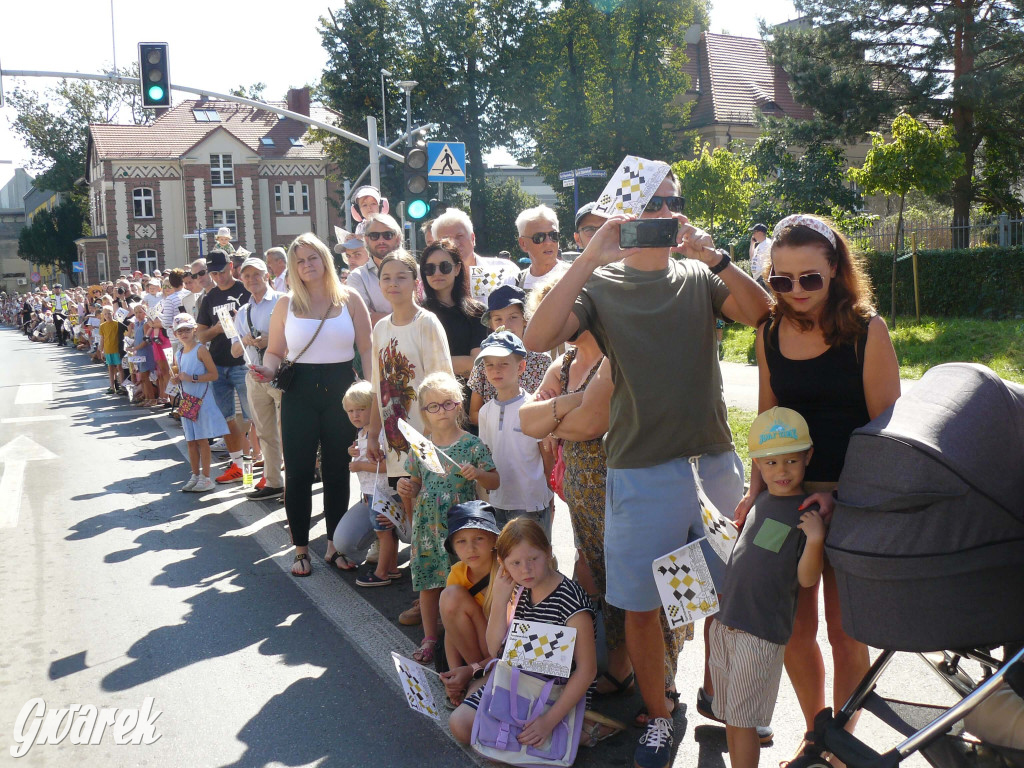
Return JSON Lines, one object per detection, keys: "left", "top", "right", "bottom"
{"left": 242, "top": 456, "right": 254, "bottom": 489}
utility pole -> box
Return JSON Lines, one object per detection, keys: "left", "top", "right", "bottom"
{"left": 367, "top": 117, "right": 380, "bottom": 191}
{"left": 397, "top": 80, "right": 418, "bottom": 252}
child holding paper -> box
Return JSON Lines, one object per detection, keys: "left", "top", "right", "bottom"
{"left": 128, "top": 303, "right": 158, "bottom": 405}
{"left": 710, "top": 407, "right": 826, "bottom": 768}
{"left": 397, "top": 373, "right": 498, "bottom": 665}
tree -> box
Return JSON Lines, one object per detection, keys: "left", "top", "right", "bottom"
{"left": 766, "top": 0, "right": 1024, "bottom": 244}
{"left": 450, "top": 178, "right": 540, "bottom": 256}
{"left": 229, "top": 83, "right": 268, "bottom": 101}
{"left": 848, "top": 113, "right": 964, "bottom": 324}
{"left": 531, "top": 0, "right": 703, "bottom": 220}
{"left": 17, "top": 196, "right": 90, "bottom": 282}
{"left": 673, "top": 142, "right": 755, "bottom": 237}
{"left": 7, "top": 65, "right": 152, "bottom": 193}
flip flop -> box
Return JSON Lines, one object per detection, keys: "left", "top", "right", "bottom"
{"left": 581, "top": 711, "right": 627, "bottom": 747}
{"left": 291, "top": 552, "right": 311, "bottom": 577}
{"left": 326, "top": 552, "right": 357, "bottom": 571}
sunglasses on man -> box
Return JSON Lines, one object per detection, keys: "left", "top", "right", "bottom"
{"left": 366, "top": 231, "right": 397, "bottom": 242}
{"left": 190, "top": 269, "right": 207, "bottom": 278}
{"left": 422, "top": 261, "right": 455, "bottom": 277}
{"left": 644, "top": 195, "right": 686, "bottom": 214}
{"left": 767, "top": 268, "right": 825, "bottom": 293}
{"left": 528, "top": 231, "right": 559, "bottom": 245}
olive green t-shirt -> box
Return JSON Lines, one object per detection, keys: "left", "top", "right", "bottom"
{"left": 571, "top": 258, "right": 734, "bottom": 469}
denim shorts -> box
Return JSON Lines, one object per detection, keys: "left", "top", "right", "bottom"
{"left": 605, "top": 451, "right": 744, "bottom": 612}
{"left": 213, "top": 364, "right": 250, "bottom": 420}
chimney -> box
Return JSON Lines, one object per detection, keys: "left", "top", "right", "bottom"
{"left": 286, "top": 87, "right": 311, "bottom": 117}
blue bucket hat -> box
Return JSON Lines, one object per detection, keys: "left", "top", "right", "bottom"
{"left": 445, "top": 501, "right": 501, "bottom": 555}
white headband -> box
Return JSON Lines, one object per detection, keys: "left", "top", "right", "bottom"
{"left": 772, "top": 214, "right": 837, "bottom": 249}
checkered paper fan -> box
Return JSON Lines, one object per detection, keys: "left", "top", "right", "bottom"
{"left": 396, "top": 418, "right": 446, "bottom": 475}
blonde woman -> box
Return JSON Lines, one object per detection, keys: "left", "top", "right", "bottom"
{"left": 251, "top": 233, "right": 377, "bottom": 577}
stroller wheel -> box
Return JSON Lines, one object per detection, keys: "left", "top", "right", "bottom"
{"left": 786, "top": 758, "right": 831, "bottom": 768}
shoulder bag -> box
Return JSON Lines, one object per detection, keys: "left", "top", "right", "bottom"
{"left": 271, "top": 303, "right": 332, "bottom": 392}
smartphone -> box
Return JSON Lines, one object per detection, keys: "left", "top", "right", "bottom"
{"left": 619, "top": 219, "right": 679, "bottom": 249}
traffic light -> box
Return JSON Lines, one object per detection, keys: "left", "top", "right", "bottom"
{"left": 428, "top": 199, "right": 447, "bottom": 219}
{"left": 138, "top": 43, "right": 171, "bottom": 108}
{"left": 403, "top": 139, "right": 430, "bottom": 221}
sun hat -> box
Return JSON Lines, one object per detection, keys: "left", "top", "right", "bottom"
{"left": 748, "top": 407, "right": 814, "bottom": 459}
{"left": 216, "top": 227, "right": 233, "bottom": 239}
{"left": 478, "top": 329, "right": 527, "bottom": 359}
{"left": 445, "top": 501, "right": 502, "bottom": 555}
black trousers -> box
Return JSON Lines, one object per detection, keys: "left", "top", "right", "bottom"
{"left": 280, "top": 362, "right": 357, "bottom": 547}
{"left": 53, "top": 313, "right": 68, "bottom": 345}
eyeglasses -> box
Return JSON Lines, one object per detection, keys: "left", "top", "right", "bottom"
{"left": 767, "top": 269, "right": 825, "bottom": 293}
{"left": 190, "top": 270, "right": 207, "bottom": 278}
{"left": 366, "top": 231, "right": 397, "bottom": 242}
{"left": 422, "top": 261, "right": 455, "bottom": 277}
{"left": 528, "top": 231, "right": 559, "bottom": 245}
{"left": 423, "top": 400, "right": 460, "bottom": 414}
{"left": 643, "top": 195, "right": 685, "bottom": 214}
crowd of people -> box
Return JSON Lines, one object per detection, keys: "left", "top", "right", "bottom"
{"left": 3, "top": 174, "right": 904, "bottom": 768}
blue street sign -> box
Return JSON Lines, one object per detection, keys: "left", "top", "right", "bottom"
{"left": 574, "top": 166, "right": 592, "bottom": 175}
{"left": 558, "top": 171, "right": 574, "bottom": 180}
{"left": 576, "top": 170, "right": 608, "bottom": 179}
{"left": 426, "top": 141, "right": 467, "bottom": 183}
{"left": 72, "top": 261, "right": 85, "bottom": 273}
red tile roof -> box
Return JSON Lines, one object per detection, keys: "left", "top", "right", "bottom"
{"left": 89, "top": 99, "right": 342, "bottom": 161}
{"left": 688, "top": 32, "right": 814, "bottom": 127}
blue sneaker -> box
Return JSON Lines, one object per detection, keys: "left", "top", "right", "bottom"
{"left": 634, "top": 717, "right": 673, "bottom": 768}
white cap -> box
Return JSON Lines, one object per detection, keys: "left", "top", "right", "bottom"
{"left": 240, "top": 256, "right": 268, "bottom": 273}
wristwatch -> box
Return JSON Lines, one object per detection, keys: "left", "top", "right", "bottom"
{"left": 709, "top": 250, "right": 731, "bottom": 274}
{"left": 471, "top": 662, "right": 487, "bottom": 680}
{"left": 192, "top": 373, "right": 199, "bottom": 382}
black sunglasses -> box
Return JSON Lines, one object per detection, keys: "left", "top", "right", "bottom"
{"left": 190, "top": 269, "right": 207, "bottom": 278}
{"left": 644, "top": 195, "right": 685, "bottom": 214}
{"left": 422, "top": 261, "right": 455, "bottom": 277}
{"left": 767, "top": 269, "right": 825, "bottom": 293}
{"left": 529, "top": 231, "right": 559, "bottom": 245}
{"left": 366, "top": 231, "right": 396, "bottom": 241}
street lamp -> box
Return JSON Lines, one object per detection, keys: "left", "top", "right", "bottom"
{"left": 380, "top": 68, "right": 392, "bottom": 145}
{"left": 396, "top": 80, "right": 419, "bottom": 144}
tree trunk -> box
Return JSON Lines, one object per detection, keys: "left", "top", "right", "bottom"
{"left": 891, "top": 192, "right": 905, "bottom": 329}
{"left": 949, "top": 2, "right": 976, "bottom": 248}
{"left": 464, "top": 52, "right": 489, "bottom": 252}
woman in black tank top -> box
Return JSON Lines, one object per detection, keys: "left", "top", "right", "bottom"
{"left": 735, "top": 215, "right": 900, "bottom": 752}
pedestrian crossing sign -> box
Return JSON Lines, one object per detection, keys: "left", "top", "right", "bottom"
{"left": 427, "top": 141, "right": 466, "bottom": 183}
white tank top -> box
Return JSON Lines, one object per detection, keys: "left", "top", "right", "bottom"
{"left": 284, "top": 300, "right": 356, "bottom": 364}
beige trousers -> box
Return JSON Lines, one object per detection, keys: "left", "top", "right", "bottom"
{"left": 246, "top": 374, "right": 283, "bottom": 487}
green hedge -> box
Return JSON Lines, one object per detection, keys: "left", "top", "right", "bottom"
{"left": 862, "top": 247, "right": 1024, "bottom": 319}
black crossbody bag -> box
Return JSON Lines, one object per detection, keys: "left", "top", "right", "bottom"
{"left": 271, "top": 304, "right": 332, "bottom": 392}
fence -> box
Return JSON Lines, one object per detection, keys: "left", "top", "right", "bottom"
{"left": 850, "top": 215, "right": 1024, "bottom": 253}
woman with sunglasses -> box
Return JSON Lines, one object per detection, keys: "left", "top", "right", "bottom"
{"left": 736, "top": 214, "right": 900, "bottom": 758}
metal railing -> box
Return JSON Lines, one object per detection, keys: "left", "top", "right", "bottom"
{"left": 850, "top": 215, "right": 1024, "bottom": 252}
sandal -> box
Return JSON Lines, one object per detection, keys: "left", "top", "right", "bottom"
{"left": 412, "top": 636, "right": 437, "bottom": 665}
{"left": 595, "top": 670, "right": 635, "bottom": 697}
{"left": 634, "top": 690, "right": 680, "bottom": 727}
{"left": 291, "top": 552, "right": 311, "bottom": 577}
{"left": 581, "top": 711, "right": 627, "bottom": 747}
{"left": 326, "top": 552, "right": 357, "bottom": 571}
{"left": 387, "top": 569, "right": 404, "bottom": 580}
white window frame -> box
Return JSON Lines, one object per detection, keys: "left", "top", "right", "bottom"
{"left": 211, "top": 210, "right": 237, "bottom": 237}
{"left": 210, "top": 154, "right": 234, "bottom": 186}
{"left": 132, "top": 187, "right": 155, "bottom": 219}
{"left": 137, "top": 249, "right": 158, "bottom": 274}
{"left": 300, "top": 183, "right": 309, "bottom": 214}
{"left": 274, "top": 184, "right": 283, "bottom": 214}
{"left": 97, "top": 254, "right": 108, "bottom": 282}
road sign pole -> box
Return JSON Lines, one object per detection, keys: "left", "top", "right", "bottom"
{"left": 573, "top": 171, "right": 579, "bottom": 214}
{"left": 367, "top": 117, "right": 380, "bottom": 191}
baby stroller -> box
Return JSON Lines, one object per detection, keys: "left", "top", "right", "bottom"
{"left": 791, "top": 363, "right": 1024, "bottom": 768}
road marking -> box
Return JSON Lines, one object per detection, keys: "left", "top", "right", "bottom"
{"left": 1, "top": 415, "right": 68, "bottom": 424}
{"left": 14, "top": 383, "right": 53, "bottom": 404}
{"left": 0, "top": 435, "right": 58, "bottom": 529}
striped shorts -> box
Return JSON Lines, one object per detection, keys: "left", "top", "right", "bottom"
{"left": 708, "top": 621, "right": 786, "bottom": 728}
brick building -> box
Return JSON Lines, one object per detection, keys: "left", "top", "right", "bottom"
{"left": 77, "top": 88, "right": 344, "bottom": 281}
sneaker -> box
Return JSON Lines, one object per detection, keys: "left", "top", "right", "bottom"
{"left": 355, "top": 571, "right": 392, "bottom": 588}
{"left": 247, "top": 484, "right": 284, "bottom": 500}
{"left": 181, "top": 475, "right": 200, "bottom": 492}
{"left": 106, "top": 387, "right": 115, "bottom": 394}
{"left": 210, "top": 437, "right": 228, "bottom": 454}
{"left": 696, "top": 687, "right": 773, "bottom": 743}
{"left": 254, "top": 477, "right": 266, "bottom": 491}
{"left": 365, "top": 538, "right": 380, "bottom": 564}
{"left": 399, "top": 599, "right": 422, "bottom": 626}
{"left": 191, "top": 476, "right": 216, "bottom": 493}
{"left": 634, "top": 718, "right": 673, "bottom": 768}
{"left": 216, "top": 462, "right": 243, "bottom": 483}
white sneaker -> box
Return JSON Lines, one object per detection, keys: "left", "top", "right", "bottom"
{"left": 191, "top": 476, "right": 216, "bottom": 493}
{"left": 365, "top": 538, "right": 380, "bottom": 564}
{"left": 181, "top": 474, "right": 199, "bottom": 492}
{"left": 210, "top": 438, "right": 228, "bottom": 453}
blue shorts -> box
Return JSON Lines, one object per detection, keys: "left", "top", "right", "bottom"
{"left": 105, "top": 353, "right": 121, "bottom": 366}
{"left": 605, "top": 451, "right": 744, "bottom": 612}
{"left": 213, "top": 364, "right": 250, "bottom": 421}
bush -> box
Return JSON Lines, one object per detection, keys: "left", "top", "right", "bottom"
{"left": 861, "top": 247, "right": 1024, "bottom": 319}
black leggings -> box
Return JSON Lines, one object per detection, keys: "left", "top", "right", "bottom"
{"left": 280, "top": 362, "right": 357, "bottom": 547}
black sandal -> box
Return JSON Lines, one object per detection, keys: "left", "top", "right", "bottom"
{"left": 326, "top": 551, "right": 356, "bottom": 571}
{"left": 595, "top": 671, "right": 635, "bottom": 697}
{"left": 291, "top": 552, "right": 311, "bottom": 577}
{"left": 633, "top": 690, "right": 680, "bottom": 727}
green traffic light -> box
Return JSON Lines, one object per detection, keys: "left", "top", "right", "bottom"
{"left": 147, "top": 84, "right": 165, "bottom": 102}
{"left": 407, "top": 199, "right": 429, "bottom": 220}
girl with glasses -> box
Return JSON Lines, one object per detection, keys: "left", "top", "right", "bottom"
{"left": 736, "top": 214, "right": 900, "bottom": 761}
{"left": 396, "top": 372, "right": 498, "bottom": 665}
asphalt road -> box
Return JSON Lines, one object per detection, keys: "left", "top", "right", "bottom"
{"left": 0, "top": 329, "right": 955, "bottom": 767}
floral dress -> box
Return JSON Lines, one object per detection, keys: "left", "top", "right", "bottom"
{"left": 405, "top": 433, "right": 495, "bottom": 592}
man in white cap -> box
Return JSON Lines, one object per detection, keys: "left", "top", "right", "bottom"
{"left": 231, "top": 256, "right": 284, "bottom": 500}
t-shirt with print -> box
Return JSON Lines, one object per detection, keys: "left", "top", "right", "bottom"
{"left": 196, "top": 281, "right": 251, "bottom": 367}
{"left": 467, "top": 350, "right": 549, "bottom": 403}
{"left": 718, "top": 491, "right": 811, "bottom": 645}
{"left": 571, "top": 258, "right": 732, "bottom": 469}
{"left": 370, "top": 309, "right": 454, "bottom": 477}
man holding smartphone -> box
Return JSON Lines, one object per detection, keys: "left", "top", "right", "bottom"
{"left": 525, "top": 170, "right": 771, "bottom": 768}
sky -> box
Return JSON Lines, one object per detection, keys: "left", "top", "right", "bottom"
{"left": 0, "top": 0, "right": 798, "bottom": 190}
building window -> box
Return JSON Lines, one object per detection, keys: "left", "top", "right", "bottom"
{"left": 137, "top": 249, "right": 158, "bottom": 274}
{"left": 132, "top": 187, "right": 155, "bottom": 218}
{"left": 211, "top": 210, "right": 237, "bottom": 237}
{"left": 97, "top": 253, "right": 108, "bottom": 282}
{"left": 193, "top": 109, "right": 221, "bottom": 122}
{"left": 274, "top": 184, "right": 282, "bottom": 213}
{"left": 274, "top": 182, "right": 309, "bottom": 214}
{"left": 260, "top": 137, "right": 275, "bottom": 146}
{"left": 210, "top": 154, "right": 234, "bottom": 186}
{"left": 300, "top": 183, "right": 309, "bottom": 213}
